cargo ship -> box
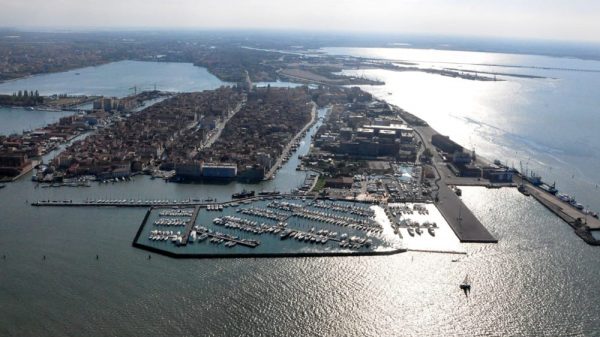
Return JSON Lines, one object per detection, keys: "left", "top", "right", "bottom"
{"left": 232, "top": 189, "right": 255, "bottom": 199}
{"left": 539, "top": 182, "right": 558, "bottom": 195}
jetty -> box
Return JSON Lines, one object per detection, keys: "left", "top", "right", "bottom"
{"left": 414, "top": 124, "right": 497, "bottom": 243}
{"left": 435, "top": 183, "right": 497, "bottom": 243}
{"left": 525, "top": 183, "right": 600, "bottom": 245}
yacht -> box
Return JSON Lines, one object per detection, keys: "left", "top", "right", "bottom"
{"left": 460, "top": 275, "right": 471, "bottom": 293}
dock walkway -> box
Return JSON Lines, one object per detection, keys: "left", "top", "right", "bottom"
{"left": 526, "top": 184, "right": 600, "bottom": 245}
{"left": 205, "top": 233, "right": 259, "bottom": 248}
{"left": 180, "top": 206, "right": 200, "bottom": 245}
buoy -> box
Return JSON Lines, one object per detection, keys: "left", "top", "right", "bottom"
{"left": 96, "top": 255, "right": 99, "bottom": 260}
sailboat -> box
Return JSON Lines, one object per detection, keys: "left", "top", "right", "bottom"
{"left": 460, "top": 274, "right": 471, "bottom": 295}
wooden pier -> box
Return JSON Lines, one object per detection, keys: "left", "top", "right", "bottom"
{"left": 204, "top": 232, "right": 260, "bottom": 248}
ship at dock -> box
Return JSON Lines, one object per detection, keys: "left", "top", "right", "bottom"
{"left": 231, "top": 189, "right": 255, "bottom": 199}
{"left": 514, "top": 162, "right": 598, "bottom": 218}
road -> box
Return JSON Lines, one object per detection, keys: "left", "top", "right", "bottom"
{"left": 201, "top": 97, "right": 246, "bottom": 149}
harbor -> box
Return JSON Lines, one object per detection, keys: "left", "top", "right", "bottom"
{"left": 76, "top": 194, "right": 473, "bottom": 258}
{"left": 412, "top": 123, "right": 599, "bottom": 245}
{"left": 131, "top": 197, "right": 399, "bottom": 257}
{"left": 2, "top": 26, "right": 600, "bottom": 336}
{"left": 524, "top": 183, "right": 600, "bottom": 245}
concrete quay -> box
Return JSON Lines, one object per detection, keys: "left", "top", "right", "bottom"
{"left": 413, "top": 122, "right": 597, "bottom": 246}
{"left": 525, "top": 184, "right": 600, "bottom": 245}
{"left": 412, "top": 125, "right": 497, "bottom": 243}
{"left": 435, "top": 183, "right": 497, "bottom": 243}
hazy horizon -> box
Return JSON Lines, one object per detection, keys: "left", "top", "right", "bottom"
{"left": 2, "top": 0, "right": 600, "bottom": 43}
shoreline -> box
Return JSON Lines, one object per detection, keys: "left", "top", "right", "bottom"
{"left": 0, "top": 104, "right": 84, "bottom": 113}
{"left": 398, "top": 106, "right": 600, "bottom": 246}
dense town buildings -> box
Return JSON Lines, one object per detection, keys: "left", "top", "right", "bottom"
{"left": 50, "top": 87, "right": 242, "bottom": 181}
{"left": 195, "top": 86, "right": 312, "bottom": 182}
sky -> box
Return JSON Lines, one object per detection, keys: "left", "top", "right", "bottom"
{"left": 2, "top": 0, "right": 600, "bottom": 42}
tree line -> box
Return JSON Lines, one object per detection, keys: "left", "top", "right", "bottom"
{"left": 0, "top": 90, "right": 44, "bottom": 106}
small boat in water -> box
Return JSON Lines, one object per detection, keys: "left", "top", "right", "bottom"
{"left": 460, "top": 274, "right": 471, "bottom": 294}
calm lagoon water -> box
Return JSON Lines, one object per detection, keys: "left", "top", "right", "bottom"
{"left": 0, "top": 107, "right": 75, "bottom": 135}
{"left": 0, "top": 60, "right": 226, "bottom": 97}
{"left": 0, "top": 56, "right": 599, "bottom": 336}
{"left": 0, "top": 60, "right": 227, "bottom": 137}
{"left": 1, "top": 180, "right": 599, "bottom": 336}
{"left": 324, "top": 47, "right": 600, "bottom": 211}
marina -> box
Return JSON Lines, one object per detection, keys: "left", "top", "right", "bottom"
{"left": 126, "top": 196, "right": 466, "bottom": 258}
